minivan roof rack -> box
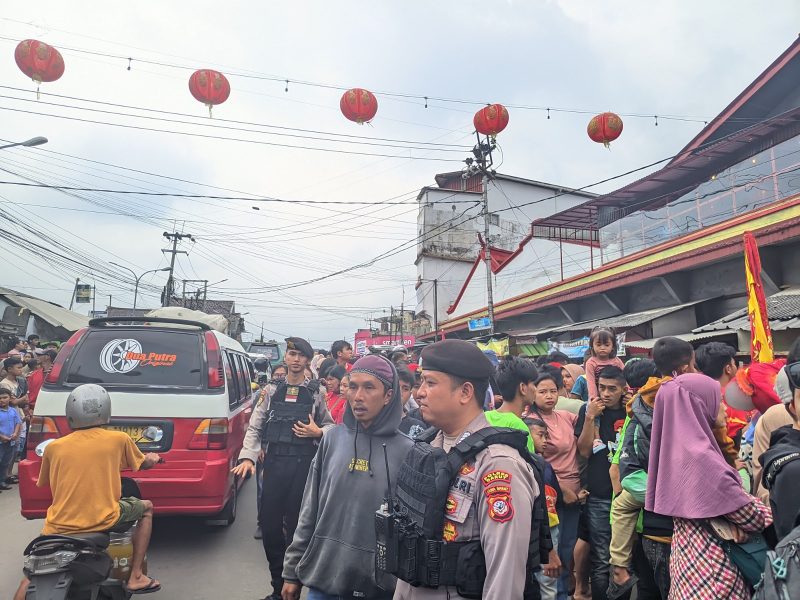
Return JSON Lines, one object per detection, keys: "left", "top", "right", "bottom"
{"left": 89, "top": 316, "right": 212, "bottom": 330}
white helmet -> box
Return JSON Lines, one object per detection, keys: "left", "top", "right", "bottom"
{"left": 392, "top": 345, "right": 407, "bottom": 353}
{"left": 66, "top": 384, "right": 111, "bottom": 430}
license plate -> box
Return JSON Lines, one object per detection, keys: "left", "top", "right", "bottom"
{"left": 106, "top": 425, "right": 148, "bottom": 443}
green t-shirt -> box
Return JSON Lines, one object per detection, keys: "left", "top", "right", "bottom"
{"left": 484, "top": 410, "right": 535, "bottom": 453}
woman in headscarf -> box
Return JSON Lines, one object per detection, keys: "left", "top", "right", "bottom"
{"left": 558, "top": 363, "right": 586, "bottom": 414}
{"left": 646, "top": 373, "right": 772, "bottom": 599}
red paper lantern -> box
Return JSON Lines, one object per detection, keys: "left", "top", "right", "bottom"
{"left": 473, "top": 104, "right": 509, "bottom": 137}
{"left": 15, "top": 39, "right": 64, "bottom": 97}
{"left": 189, "top": 69, "right": 231, "bottom": 117}
{"left": 587, "top": 112, "right": 623, "bottom": 148}
{"left": 340, "top": 88, "right": 378, "bottom": 124}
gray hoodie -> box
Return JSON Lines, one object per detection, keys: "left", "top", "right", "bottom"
{"left": 282, "top": 360, "right": 413, "bottom": 598}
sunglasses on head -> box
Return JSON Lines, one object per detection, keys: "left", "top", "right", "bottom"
{"left": 785, "top": 361, "right": 800, "bottom": 391}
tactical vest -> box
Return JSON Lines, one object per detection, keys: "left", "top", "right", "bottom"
{"left": 376, "top": 427, "right": 551, "bottom": 600}
{"left": 263, "top": 381, "right": 318, "bottom": 456}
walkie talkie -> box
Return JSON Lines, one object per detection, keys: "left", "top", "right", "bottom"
{"left": 375, "top": 443, "right": 399, "bottom": 574}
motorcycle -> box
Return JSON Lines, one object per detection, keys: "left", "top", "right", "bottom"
{"left": 21, "top": 438, "right": 158, "bottom": 600}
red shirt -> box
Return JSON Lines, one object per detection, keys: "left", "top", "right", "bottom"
{"left": 27, "top": 368, "right": 45, "bottom": 409}
{"left": 326, "top": 391, "right": 347, "bottom": 425}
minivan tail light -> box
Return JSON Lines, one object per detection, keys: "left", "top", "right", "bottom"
{"left": 27, "top": 416, "right": 61, "bottom": 451}
{"left": 204, "top": 332, "right": 224, "bottom": 389}
{"left": 188, "top": 418, "right": 228, "bottom": 450}
{"left": 46, "top": 328, "right": 88, "bottom": 384}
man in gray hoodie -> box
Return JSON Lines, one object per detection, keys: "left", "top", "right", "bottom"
{"left": 282, "top": 354, "right": 414, "bottom": 600}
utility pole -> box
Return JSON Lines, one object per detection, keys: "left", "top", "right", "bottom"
{"left": 69, "top": 277, "right": 79, "bottom": 310}
{"left": 463, "top": 133, "right": 497, "bottom": 335}
{"left": 161, "top": 231, "right": 194, "bottom": 307}
{"left": 432, "top": 279, "right": 439, "bottom": 342}
{"left": 399, "top": 288, "right": 405, "bottom": 347}
{"left": 390, "top": 306, "right": 395, "bottom": 344}
{"left": 482, "top": 174, "right": 495, "bottom": 334}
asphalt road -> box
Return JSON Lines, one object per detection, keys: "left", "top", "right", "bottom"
{"left": 0, "top": 475, "right": 289, "bottom": 600}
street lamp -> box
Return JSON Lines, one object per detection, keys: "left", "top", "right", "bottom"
{"left": 0, "top": 136, "right": 48, "bottom": 150}
{"left": 110, "top": 263, "right": 171, "bottom": 310}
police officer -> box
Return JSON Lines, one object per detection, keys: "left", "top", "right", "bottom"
{"left": 393, "top": 339, "right": 538, "bottom": 600}
{"left": 232, "top": 337, "right": 334, "bottom": 600}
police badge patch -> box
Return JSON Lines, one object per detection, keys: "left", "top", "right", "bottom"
{"left": 486, "top": 491, "right": 514, "bottom": 523}
{"left": 442, "top": 520, "right": 458, "bottom": 542}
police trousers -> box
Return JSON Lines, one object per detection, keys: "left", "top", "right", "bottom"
{"left": 259, "top": 452, "right": 314, "bottom": 588}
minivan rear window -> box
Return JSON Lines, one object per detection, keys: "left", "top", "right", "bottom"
{"left": 250, "top": 344, "right": 279, "bottom": 360}
{"left": 64, "top": 329, "right": 204, "bottom": 389}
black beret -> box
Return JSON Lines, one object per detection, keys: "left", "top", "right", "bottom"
{"left": 420, "top": 340, "right": 493, "bottom": 381}
{"left": 285, "top": 337, "right": 314, "bottom": 360}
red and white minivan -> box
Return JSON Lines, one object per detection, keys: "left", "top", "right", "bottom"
{"left": 20, "top": 316, "right": 255, "bottom": 525}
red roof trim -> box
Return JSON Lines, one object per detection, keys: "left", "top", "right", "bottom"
{"left": 672, "top": 38, "right": 800, "bottom": 164}
{"left": 445, "top": 231, "right": 535, "bottom": 315}
{"left": 445, "top": 251, "right": 482, "bottom": 315}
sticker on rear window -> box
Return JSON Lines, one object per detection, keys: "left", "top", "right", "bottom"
{"left": 100, "top": 338, "right": 177, "bottom": 373}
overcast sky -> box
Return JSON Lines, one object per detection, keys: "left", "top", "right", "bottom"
{"left": 0, "top": 1, "right": 797, "bottom": 346}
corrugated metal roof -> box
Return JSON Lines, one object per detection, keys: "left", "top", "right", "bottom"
{"left": 503, "top": 300, "right": 708, "bottom": 340}
{"left": 545, "top": 300, "right": 708, "bottom": 335}
{"left": 0, "top": 287, "right": 89, "bottom": 333}
{"left": 625, "top": 329, "right": 738, "bottom": 350}
{"left": 694, "top": 289, "right": 800, "bottom": 332}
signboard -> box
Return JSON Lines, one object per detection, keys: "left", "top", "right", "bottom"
{"left": 75, "top": 284, "right": 92, "bottom": 304}
{"left": 549, "top": 332, "right": 627, "bottom": 359}
{"left": 468, "top": 317, "right": 493, "bottom": 332}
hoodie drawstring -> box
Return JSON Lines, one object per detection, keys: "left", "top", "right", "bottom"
{"left": 367, "top": 436, "right": 374, "bottom": 477}
{"left": 350, "top": 425, "right": 359, "bottom": 473}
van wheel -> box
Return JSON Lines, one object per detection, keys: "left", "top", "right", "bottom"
{"left": 213, "top": 484, "right": 237, "bottom": 526}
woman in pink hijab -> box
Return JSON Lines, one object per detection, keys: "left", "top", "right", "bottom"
{"left": 646, "top": 373, "right": 772, "bottom": 599}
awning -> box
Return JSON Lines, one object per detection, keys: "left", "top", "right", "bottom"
{"left": 625, "top": 329, "right": 738, "bottom": 350}
{"left": 0, "top": 287, "right": 89, "bottom": 333}
{"left": 544, "top": 300, "right": 709, "bottom": 336}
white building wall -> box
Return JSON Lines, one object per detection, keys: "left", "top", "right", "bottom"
{"left": 416, "top": 176, "right": 594, "bottom": 321}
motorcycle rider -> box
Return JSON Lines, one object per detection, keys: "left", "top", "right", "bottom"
{"left": 232, "top": 337, "right": 335, "bottom": 600}
{"left": 14, "top": 383, "right": 162, "bottom": 599}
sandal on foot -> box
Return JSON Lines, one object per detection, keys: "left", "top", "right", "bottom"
{"left": 126, "top": 576, "right": 161, "bottom": 595}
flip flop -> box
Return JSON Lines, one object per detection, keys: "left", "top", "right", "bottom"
{"left": 607, "top": 574, "right": 638, "bottom": 599}
{"left": 126, "top": 576, "right": 162, "bottom": 595}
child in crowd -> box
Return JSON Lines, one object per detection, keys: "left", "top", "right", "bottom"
{"left": 0, "top": 388, "right": 22, "bottom": 491}
{"left": 528, "top": 417, "right": 563, "bottom": 600}
{"left": 584, "top": 328, "right": 626, "bottom": 402}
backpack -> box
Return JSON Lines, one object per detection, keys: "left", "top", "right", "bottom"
{"left": 753, "top": 523, "right": 800, "bottom": 600}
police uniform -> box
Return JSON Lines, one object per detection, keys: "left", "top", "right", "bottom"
{"left": 238, "top": 337, "right": 335, "bottom": 597}
{"left": 393, "top": 340, "right": 539, "bottom": 600}
{"left": 393, "top": 412, "right": 537, "bottom": 600}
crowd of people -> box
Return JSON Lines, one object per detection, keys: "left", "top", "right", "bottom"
{"left": 237, "top": 330, "right": 800, "bottom": 600}
{"left": 6, "top": 328, "right": 800, "bottom": 600}
{"left": 0, "top": 335, "right": 60, "bottom": 495}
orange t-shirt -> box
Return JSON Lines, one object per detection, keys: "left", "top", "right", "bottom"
{"left": 38, "top": 428, "right": 145, "bottom": 534}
